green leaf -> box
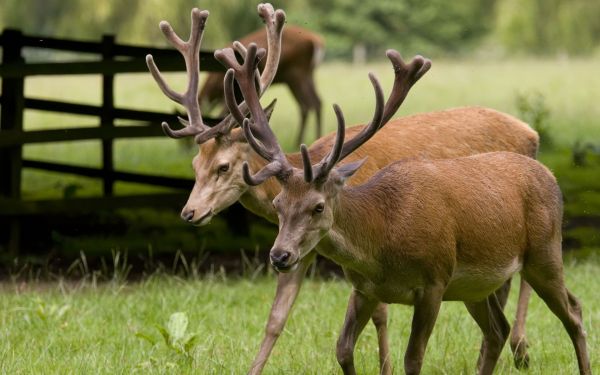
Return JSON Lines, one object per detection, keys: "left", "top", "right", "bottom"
{"left": 135, "top": 332, "right": 157, "bottom": 346}
{"left": 154, "top": 324, "right": 171, "bottom": 347}
{"left": 183, "top": 334, "right": 199, "bottom": 354}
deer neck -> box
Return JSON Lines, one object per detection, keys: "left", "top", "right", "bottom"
{"left": 320, "top": 186, "right": 387, "bottom": 277}
{"left": 238, "top": 152, "right": 281, "bottom": 224}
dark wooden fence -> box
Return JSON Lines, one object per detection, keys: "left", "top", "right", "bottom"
{"left": 0, "top": 29, "right": 226, "bottom": 254}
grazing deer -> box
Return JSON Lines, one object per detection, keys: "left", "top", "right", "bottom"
{"left": 222, "top": 43, "right": 592, "bottom": 375}
{"left": 199, "top": 25, "right": 324, "bottom": 145}
{"left": 147, "top": 5, "right": 537, "bottom": 374}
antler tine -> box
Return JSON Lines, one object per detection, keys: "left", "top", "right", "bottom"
{"left": 241, "top": 118, "right": 291, "bottom": 184}
{"left": 300, "top": 144, "right": 313, "bottom": 182}
{"left": 381, "top": 50, "right": 432, "bottom": 124}
{"left": 323, "top": 73, "right": 384, "bottom": 167}
{"left": 313, "top": 104, "right": 347, "bottom": 179}
{"left": 257, "top": 3, "right": 286, "bottom": 93}
{"left": 146, "top": 8, "right": 210, "bottom": 139}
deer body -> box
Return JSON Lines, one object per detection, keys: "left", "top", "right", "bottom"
{"left": 318, "top": 152, "right": 555, "bottom": 304}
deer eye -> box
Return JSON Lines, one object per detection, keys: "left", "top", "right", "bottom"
{"left": 217, "top": 163, "right": 230, "bottom": 174}
{"left": 313, "top": 203, "right": 325, "bottom": 214}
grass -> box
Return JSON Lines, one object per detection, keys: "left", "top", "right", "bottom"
{"left": 0, "top": 256, "right": 598, "bottom": 374}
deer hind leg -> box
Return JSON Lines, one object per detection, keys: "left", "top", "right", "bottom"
{"left": 305, "top": 75, "right": 322, "bottom": 139}
{"left": 248, "top": 251, "right": 316, "bottom": 375}
{"left": 404, "top": 284, "right": 445, "bottom": 375}
{"left": 489, "top": 277, "right": 532, "bottom": 369}
{"left": 370, "top": 302, "right": 392, "bottom": 375}
{"left": 522, "top": 259, "right": 591, "bottom": 375}
{"left": 287, "top": 79, "right": 311, "bottom": 146}
{"left": 336, "top": 290, "right": 379, "bottom": 375}
{"left": 510, "top": 278, "right": 532, "bottom": 369}
{"left": 465, "top": 293, "right": 511, "bottom": 375}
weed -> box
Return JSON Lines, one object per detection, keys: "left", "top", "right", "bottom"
{"left": 136, "top": 312, "right": 199, "bottom": 359}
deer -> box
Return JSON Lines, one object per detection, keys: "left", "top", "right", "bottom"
{"left": 147, "top": 4, "right": 537, "bottom": 374}
{"left": 199, "top": 25, "right": 324, "bottom": 145}
{"left": 221, "top": 42, "right": 592, "bottom": 375}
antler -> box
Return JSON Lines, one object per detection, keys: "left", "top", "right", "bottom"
{"left": 219, "top": 43, "right": 292, "bottom": 185}
{"left": 381, "top": 50, "right": 431, "bottom": 124}
{"left": 146, "top": 8, "right": 209, "bottom": 139}
{"left": 302, "top": 51, "right": 431, "bottom": 182}
{"left": 146, "top": 3, "right": 286, "bottom": 144}
{"left": 336, "top": 52, "right": 432, "bottom": 164}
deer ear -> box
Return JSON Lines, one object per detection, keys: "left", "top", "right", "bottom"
{"left": 264, "top": 98, "right": 277, "bottom": 120}
{"left": 334, "top": 158, "right": 367, "bottom": 183}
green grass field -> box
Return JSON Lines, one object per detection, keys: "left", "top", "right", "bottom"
{"left": 0, "top": 257, "right": 598, "bottom": 374}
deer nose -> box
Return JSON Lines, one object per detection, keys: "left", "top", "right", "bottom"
{"left": 181, "top": 209, "right": 195, "bottom": 223}
{"left": 270, "top": 249, "right": 291, "bottom": 268}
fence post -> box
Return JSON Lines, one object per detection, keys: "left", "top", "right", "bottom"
{"left": 101, "top": 35, "right": 115, "bottom": 196}
{"left": 0, "top": 29, "right": 25, "bottom": 254}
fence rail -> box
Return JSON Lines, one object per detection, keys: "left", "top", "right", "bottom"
{"left": 0, "top": 28, "right": 226, "bottom": 253}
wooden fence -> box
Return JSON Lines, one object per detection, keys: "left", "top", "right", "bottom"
{"left": 0, "top": 28, "right": 226, "bottom": 254}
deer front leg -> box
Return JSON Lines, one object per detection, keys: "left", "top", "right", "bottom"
{"left": 404, "top": 285, "right": 445, "bottom": 375}
{"left": 247, "top": 251, "right": 316, "bottom": 375}
{"left": 336, "top": 289, "right": 380, "bottom": 375}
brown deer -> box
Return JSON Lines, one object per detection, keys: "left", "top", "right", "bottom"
{"left": 147, "top": 5, "right": 536, "bottom": 374}
{"left": 223, "top": 43, "right": 592, "bottom": 375}
{"left": 199, "top": 25, "right": 324, "bottom": 145}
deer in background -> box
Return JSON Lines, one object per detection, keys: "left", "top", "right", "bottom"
{"left": 222, "top": 42, "right": 591, "bottom": 375}
{"left": 147, "top": 4, "right": 537, "bottom": 373}
{"left": 199, "top": 25, "right": 324, "bottom": 145}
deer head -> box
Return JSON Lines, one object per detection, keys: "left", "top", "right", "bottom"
{"left": 146, "top": 4, "right": 285, "bottom": 225}
{"left": 221, "top": 43, "right": 430, "bottom": 270}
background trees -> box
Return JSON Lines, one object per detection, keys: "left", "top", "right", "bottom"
{"left": 2, "top": 0, "right": 599, "bottom": 59}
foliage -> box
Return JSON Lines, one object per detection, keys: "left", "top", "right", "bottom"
{"left": 516, "top": 91, "right": 552, "bottom": 148}
{"left": 3, "top": 0, "right": 600, "bottom": 59}
{"left": 305, "top": 0, "right": 496, "bottom": 58}
{"left": 495, "top": 0, "right": 600, "bottom": 55}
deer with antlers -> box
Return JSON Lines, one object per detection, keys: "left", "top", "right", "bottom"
{"left": 199, "top": 25, "right": 324, "bottom": 145}
{"left": 220, "top": 39, "right": 591, "bottom": 375}
{"left": 147, "top": 4, "right": 541, "bottom": 374}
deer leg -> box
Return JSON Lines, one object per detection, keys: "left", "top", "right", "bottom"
{"left": 287, "top": 78, "right": 311, "bottom": 146}
{"left": 371, "top": 302, "right": 392, "bottom": 375}
{"left": 474, "top": 279, "right": 511, "bottom": 370}
{"left": 305, "top": 75, "right": 322, "bottom": 139}
{"left": 336, "top": 290, "right": 379, "bottom": 375}
{"left": 465, "top": 294, "right": 511, "bottom": 375}
{"left": 247, "top": 251, "right": 316, "bottom": 375}
{"left": 510, "top": 278, "right": 532, "bottom": 369}
{"left": 404, "top": 284, "right": 445, "bottom": 375}
{"left": 522, "top": 266, "right": 591, "bottom": 375}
